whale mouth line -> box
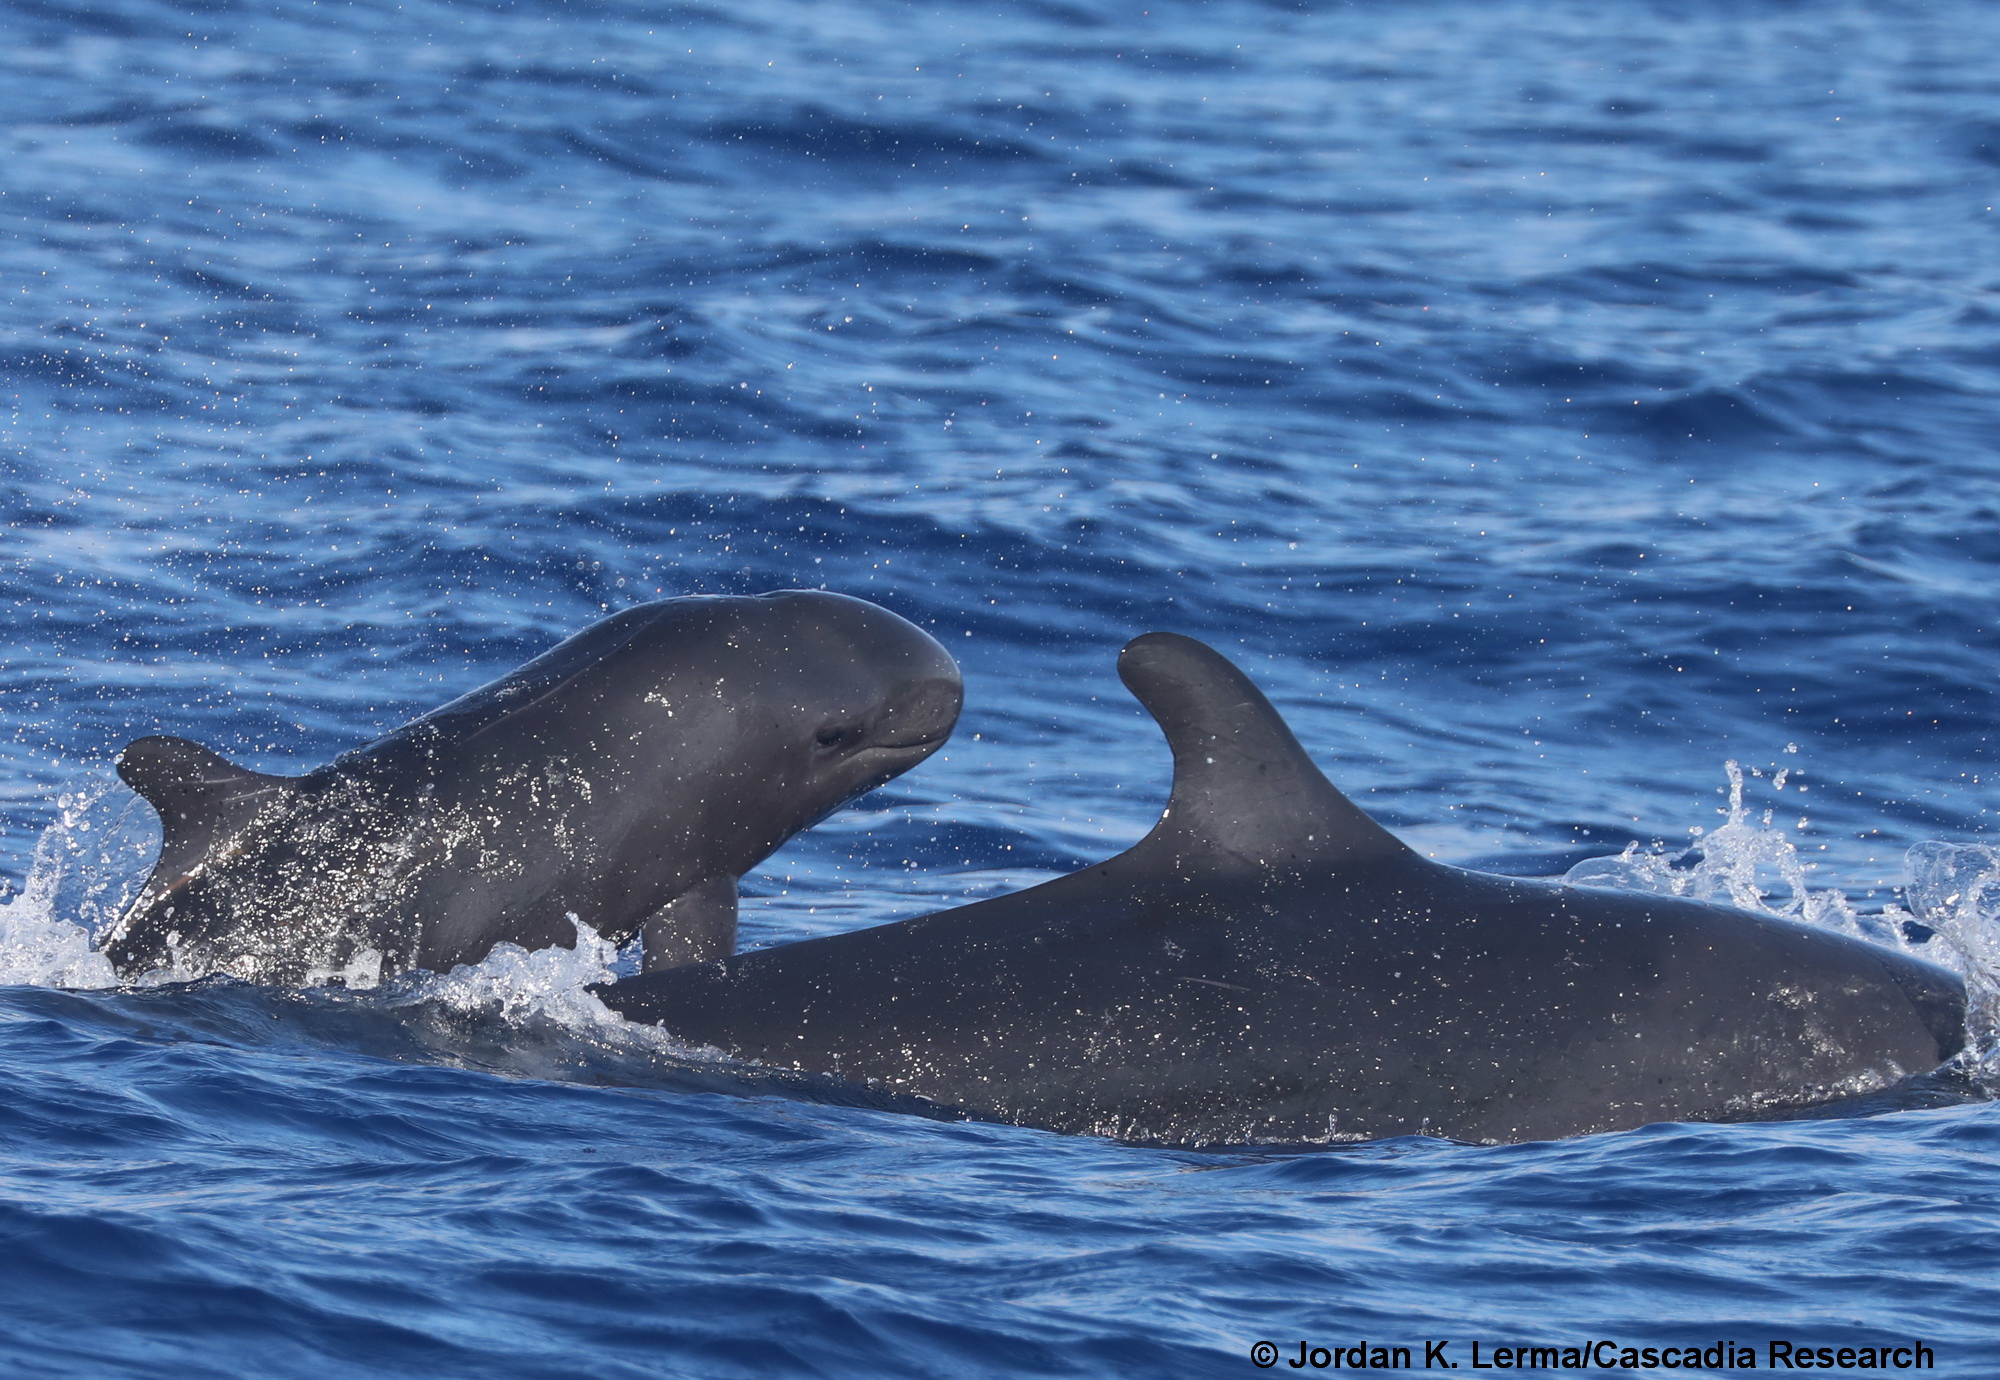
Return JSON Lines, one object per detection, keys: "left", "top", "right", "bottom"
{"left": 860, "top": 728, "right": 952, "bottom": 753}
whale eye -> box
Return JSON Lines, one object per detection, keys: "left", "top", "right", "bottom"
{"left": 815, "top": 722, "right": 864, "bottom": 752}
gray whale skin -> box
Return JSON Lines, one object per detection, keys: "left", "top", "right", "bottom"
{"left": 595, "top": 632, "right": 1967, "bottom": 1146}
{"left": 106, "top": 591, "right": 962, "bottom": 985}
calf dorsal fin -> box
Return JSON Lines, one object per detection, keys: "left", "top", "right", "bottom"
{"left": 117, "top": 735, "right": 293, "bottom": 884}
{"left": 1115, "top": 633, "right": 1411, "bottom": 871}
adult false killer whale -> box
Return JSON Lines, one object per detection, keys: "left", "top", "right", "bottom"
{"left": 105, "top": 591, "right": 962, "bottom": 986}
{"left": 595, "top": 632, "right": 1968, "bottom": 1145}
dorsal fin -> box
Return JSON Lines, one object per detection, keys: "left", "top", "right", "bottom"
{"left": 117, "top": 736, "right": 293, "bottom": 884}
{"left": 1116, "top": 633, "right": 1411, "bottom": 871}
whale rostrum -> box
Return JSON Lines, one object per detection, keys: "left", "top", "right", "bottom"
{"left": 107, "top": 591, "right": 963, "bottom": 986}
{"left": 595, "top": 632, "right": 1967, "bottom": 1145}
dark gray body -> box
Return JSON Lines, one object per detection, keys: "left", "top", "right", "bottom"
{"left": 106, "top": 591, "right": 961, "bottom": 986}
{"left": 595, "top": 633, "right": 1966, "bottom": 1145}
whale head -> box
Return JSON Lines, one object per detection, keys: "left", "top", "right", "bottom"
{"left": 707, "top": 588, "right": 964, "bottom": 837}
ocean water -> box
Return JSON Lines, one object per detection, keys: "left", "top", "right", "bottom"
{"left": 4, "top": 0, "right": 2000, "bottom": 1373}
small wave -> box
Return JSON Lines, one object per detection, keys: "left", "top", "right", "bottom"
{"left": 702, "top": 106, "right": 1047, "bottom": 171}
{"left": 134, "top": 117, "right": 276, "bottom": 161}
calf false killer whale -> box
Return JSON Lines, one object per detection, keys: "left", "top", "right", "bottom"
{"left": 595, "top": 632, "right": 1967, "bottom": 1145}
{"left": 106, "top": 591, "right": 962, "bottom": 986}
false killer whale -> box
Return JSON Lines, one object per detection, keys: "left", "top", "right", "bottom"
{"left": 595, "top": 632, "right": 1967, "bottom": 1145}
{"left": 105, "top": 591, "right": 962, "bottom": 986}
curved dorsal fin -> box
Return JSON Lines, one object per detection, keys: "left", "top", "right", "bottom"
{"left": 1115, "top": 633, "right": 1411, "bottom": 871}
{"left": 117, "top": 736, "right": 293, "bottom": 883}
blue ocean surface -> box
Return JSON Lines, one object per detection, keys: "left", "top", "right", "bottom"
{"left": 4, "top": 0, "right": 2000, "bottom": 1374}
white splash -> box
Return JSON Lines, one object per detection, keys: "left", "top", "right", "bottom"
{"left": 0, "top": 777, "right": 156, "bottom": 990}
{"left": 1902, "top": 841, "right": 2000, "bottom": 1072}
{"left": 407, "top": 916, "right": 726, "bottom": 1066}
{"left": 304, "top": 947, "right": 387, "bottom": 992}
{"left": 406, "top": 915, "right": 664, "bottom": 1040}
{"left": 1563, "top": 759, "right": 1898, "bottom": 947}
{"left": 416, "top": 914, "right": 621, "bottom": 1023}
{"left": 0, "top": 870, "right": 117, "bottom": 989}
